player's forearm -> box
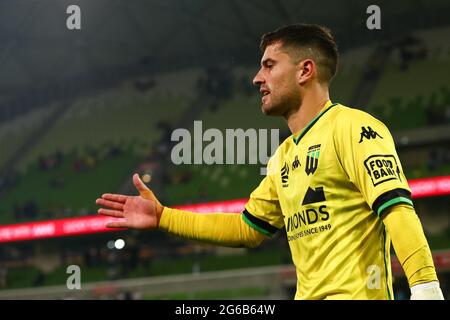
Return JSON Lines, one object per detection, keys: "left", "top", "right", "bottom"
{"left": 382, "top": 204, "right": 438, "bottom": 287}
{"left": 158, "top": 207, "right": 267, "bottom": 248}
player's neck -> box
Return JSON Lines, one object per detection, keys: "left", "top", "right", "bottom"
{"left": 286, "top": 84, "right": 330, "bottom": 136}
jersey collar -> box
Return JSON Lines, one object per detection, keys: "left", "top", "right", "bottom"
{"left": 292, "top": 100, "right": 337, "bottom": 145}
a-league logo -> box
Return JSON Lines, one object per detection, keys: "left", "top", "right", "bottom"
{"left": 305, "top": 144, "right": 321, "bottom": 175}
{"left": 281, "top": 162, "right": 289, "bottom": 187}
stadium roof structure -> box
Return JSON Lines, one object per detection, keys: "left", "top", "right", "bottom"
{"left": 0, "top": 0, "right": 449, "bottom": 114}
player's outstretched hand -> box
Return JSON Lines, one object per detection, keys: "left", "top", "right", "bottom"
{"left": 96, "top": 173, "right": 164, "bottom": 229}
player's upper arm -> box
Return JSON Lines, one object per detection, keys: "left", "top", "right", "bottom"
{"left": 243, "top": 153, "right": 284, "bottom": 237}
{"left": 334, "top": 108, "right": 413, "bottom": 217}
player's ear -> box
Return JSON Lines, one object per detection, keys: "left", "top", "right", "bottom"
{"left": 297, "top": 59, "right": 315, "bottom": 85}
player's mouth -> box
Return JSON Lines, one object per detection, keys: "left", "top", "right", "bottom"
{"left": 260, "top": 89, "right": 270, "bottom": 103}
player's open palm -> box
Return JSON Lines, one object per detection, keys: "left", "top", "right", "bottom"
{"left": 96, "top": 173, "right": 164, "bottom": 229}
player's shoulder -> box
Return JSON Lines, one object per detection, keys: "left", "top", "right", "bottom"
{"left": 265, "top": 133, "right": 293, "bottom": 173}
{"left": 276, "top": 131, "right": 300, "bottom": 158}
{"left": 332, "top": 103, "right": 389, "bottom": 130}
{"left": 272, "top": 135, "right": 291, "bottom": 159}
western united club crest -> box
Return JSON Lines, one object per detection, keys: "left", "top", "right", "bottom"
{"left": 305, "top": 144, "right": 321, "bottom": 175}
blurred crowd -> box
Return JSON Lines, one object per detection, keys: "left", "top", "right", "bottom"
{"left": 6, "top": 143, "right": 126, "bottom": 223}
{"left": 427, "top": 147, "right": 450, "bottom": 172}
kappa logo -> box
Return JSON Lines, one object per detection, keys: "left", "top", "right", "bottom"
{"left": 359, "top": 126, "right": 383, "bottom": 143}
{"left": 292, "top": 155, "right": 300, "bottom": 170}
{"left": 364, "top": 154, "right": 402, "bottom": 186}
{"left": 305, "top": 144, "right": 321, "bottom": 175}
{"left": 281, "top": 162, "right": 289, "bottom": 187}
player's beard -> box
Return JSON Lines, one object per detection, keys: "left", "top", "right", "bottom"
{"left": 261, "top": 87, "right": 301, "bottom": 117}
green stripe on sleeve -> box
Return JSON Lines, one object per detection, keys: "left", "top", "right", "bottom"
{"left": 377, "top": 197, "right": 414, "bottom": 217}
{"left": 242, "top": 214, "right": 273, "bottom": 237}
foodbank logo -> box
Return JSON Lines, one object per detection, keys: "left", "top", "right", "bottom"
{"left": 364, "top": 154, "right": 401, "bottom": 186}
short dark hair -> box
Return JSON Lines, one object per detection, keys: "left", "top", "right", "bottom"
{"left": 260, "top": 24, "right": 339, "bottom": 84}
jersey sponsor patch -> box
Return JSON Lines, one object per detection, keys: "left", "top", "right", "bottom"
{"left": 364, "top": 154, "right": 401, "bottom": 186}
{"left": 302, "top": 186, "right": 326, "bottom": 205}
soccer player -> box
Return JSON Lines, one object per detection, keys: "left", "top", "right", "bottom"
{"left": 96, "top": 24, "right": 444, "bottom": 300}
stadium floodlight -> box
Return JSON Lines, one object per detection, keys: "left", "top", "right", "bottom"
{"left": 114, "top": 239, "right": 125, "bottom": 250}
{"left": 107, "top": 240, "right": 115, "bottom": 249}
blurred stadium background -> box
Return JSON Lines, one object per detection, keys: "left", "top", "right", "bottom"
{"left": 0, "top": 0, "right": 449, "bottom": 300}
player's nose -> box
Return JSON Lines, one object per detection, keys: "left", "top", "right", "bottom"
{"left": 253, "top": 69, "right": 264, "bottom": 86}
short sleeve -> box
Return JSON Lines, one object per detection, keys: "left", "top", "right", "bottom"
{"left": 335, "top": 109, "right": 413, "bottom": 217}
{"left": 243, "top": 155, "right": 284, "bottom": 237}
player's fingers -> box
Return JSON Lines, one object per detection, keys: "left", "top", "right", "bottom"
{"left": 98, "top": 208, "right": 124, "bottom": 218}
{"left": 133, "top": 173, "right": 150, "bottom": 193}
{"left": 105, "top": 220, "right": 128, "bottom": 228}
{"left": 96, "top": 198, "right": 124, "bottom": 210}
{"left": 101, "top": 193, "right": 127, "bottom": 203}
{"left": 133, "top": 173, "right": 160, "bottom": 203}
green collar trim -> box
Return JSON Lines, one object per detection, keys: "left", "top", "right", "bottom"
{"left": 292, "top": 102, "right": 338, "bottom": 145}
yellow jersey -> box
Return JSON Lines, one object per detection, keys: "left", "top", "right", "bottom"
{"left": 243, "top": 100, "right": 413, "bottom": 300}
